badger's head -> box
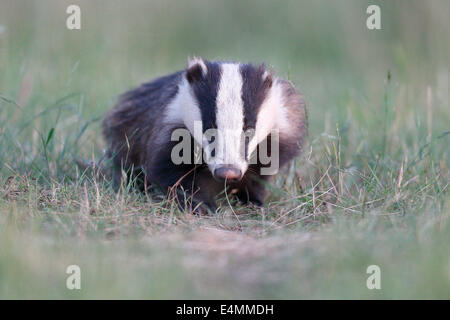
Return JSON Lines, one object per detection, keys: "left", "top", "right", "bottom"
{"left": 173, "top": 57, "right": 286, "bottom": 182}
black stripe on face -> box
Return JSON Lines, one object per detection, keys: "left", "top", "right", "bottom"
{"left": 240, "top": 63, "right": 272, "bottom": 131}
{"left": 187, "top": 61, "right": 222, "bottom": 131}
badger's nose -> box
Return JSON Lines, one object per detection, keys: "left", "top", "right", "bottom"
{"left": 214, "top": 166, "right": 242, "bottom": 181}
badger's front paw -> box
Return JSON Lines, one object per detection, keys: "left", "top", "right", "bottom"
{"left": 236, "top": 190, "right": 265, "bottom": 207}
{"left": 187, "top": 201, "right": 219, "bottom": 215}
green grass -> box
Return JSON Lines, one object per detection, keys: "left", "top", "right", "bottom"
{"left": 0, "top": 0, "right": 449, "bottom": 299}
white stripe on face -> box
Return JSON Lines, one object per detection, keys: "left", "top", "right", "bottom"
{"left": 210, "top": 63, "right": 247, "bottom": 173}
{"left": 164, "top": 77, "right": 203, "bottom": 144}
{"left": 247, "top": 79, "right": 287, "bottom": 157}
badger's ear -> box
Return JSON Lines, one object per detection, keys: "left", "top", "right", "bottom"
{"left": 261, "top": 66, "right": 273, "bottom": 88}
{"left": 186, "top": 57, "right": 207, "bottom": 83}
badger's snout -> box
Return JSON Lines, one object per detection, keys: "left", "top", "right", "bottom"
{"left": 213, "top": 166, "right": 242, "bottom": 182}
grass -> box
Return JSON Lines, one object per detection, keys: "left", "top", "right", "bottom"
{"left": 0, "top": 0, "right": 449, "bottom": 299}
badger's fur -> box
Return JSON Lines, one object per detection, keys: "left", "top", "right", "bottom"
{"left": 103, "top": 58, "right": 307, "bottom": 213}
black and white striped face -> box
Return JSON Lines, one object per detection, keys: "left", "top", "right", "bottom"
{"left": 168, "top": 57, "right": 286, "bottom": 181}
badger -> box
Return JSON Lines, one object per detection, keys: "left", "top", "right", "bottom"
{"left": 103, "top": 57, "right": 307, "bottom": 213}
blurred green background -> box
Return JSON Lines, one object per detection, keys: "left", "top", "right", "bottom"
{"left": 0, "top": 0, "right": 449, "bottom": 299}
